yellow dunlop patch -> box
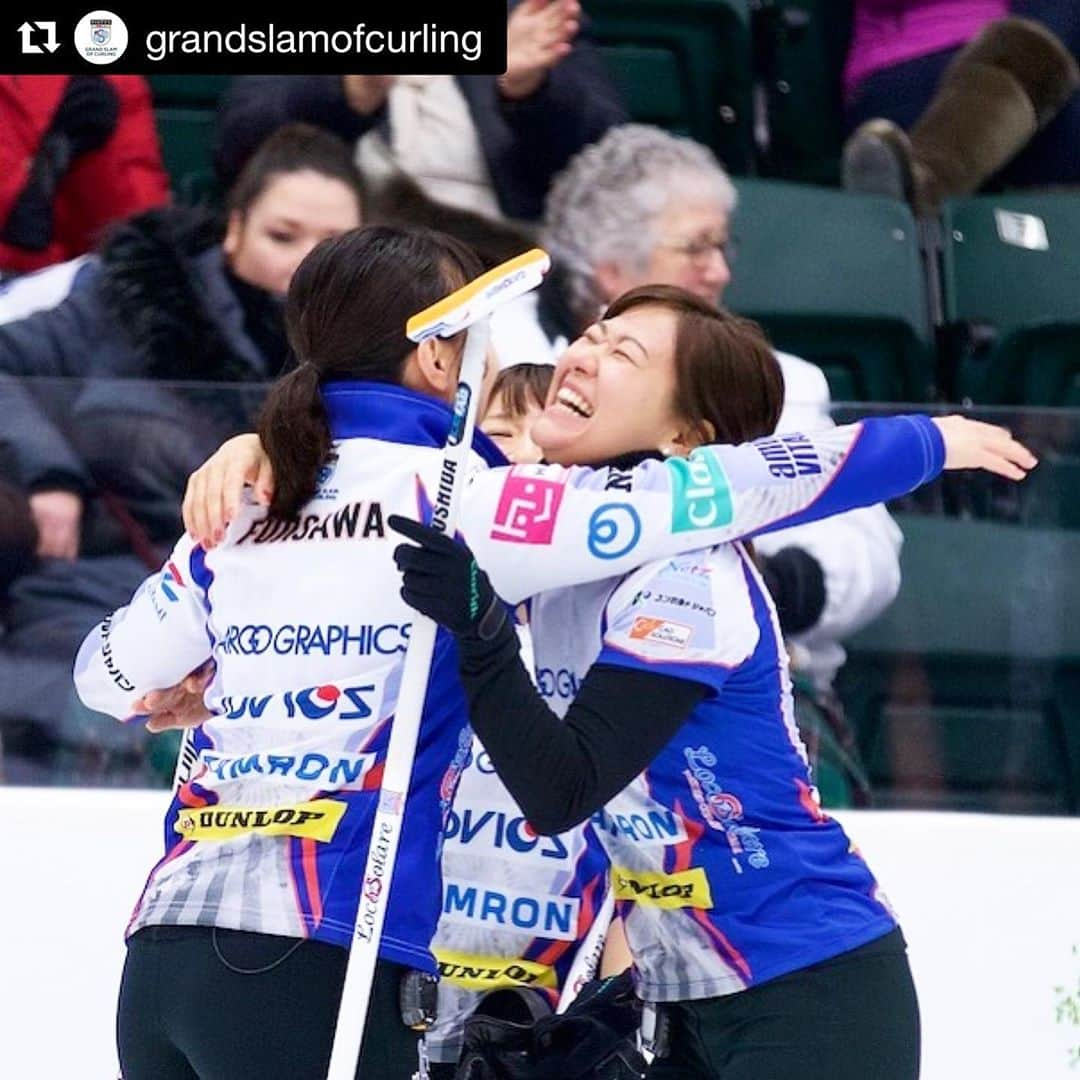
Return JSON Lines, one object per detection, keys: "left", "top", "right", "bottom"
{"left": 174, "top": 799, "right": 347, "bottom": 842}
{"left": 612, "top": 866, "right": 714, "bottom": 910}
{"left": 434, "top": 949, "right": 557, "bottom": 992}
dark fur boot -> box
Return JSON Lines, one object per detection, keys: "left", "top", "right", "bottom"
{"left": 844, "top": 16, "right": 1079, "bottom": 216}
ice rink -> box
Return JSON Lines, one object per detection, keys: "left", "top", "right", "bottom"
{"left": 2, "top": 787, "right": 1077, "bottom": 1078}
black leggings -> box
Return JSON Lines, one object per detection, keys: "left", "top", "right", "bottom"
{"left": 647, "top": 927, "right": 920, "bottom": 1080}
{"left": 118, "top": 925, "right": 423, "bottom": 1080}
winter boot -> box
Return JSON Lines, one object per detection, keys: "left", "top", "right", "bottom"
{"left": 843, "top": 16, "right": 1079, "bottom": 215}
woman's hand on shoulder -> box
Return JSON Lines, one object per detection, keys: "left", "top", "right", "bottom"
{"left": 932, "top": 416, "right": 1037, "bottom": 480}
{"left": 183, "top": 434, "right": 274, "bottom": 548}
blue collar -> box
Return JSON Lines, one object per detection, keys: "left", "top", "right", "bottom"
{"left": 321, "top": 381, "right": 507, "bottom": 468}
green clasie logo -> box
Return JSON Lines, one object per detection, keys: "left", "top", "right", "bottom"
{"left": 667, "top": 452, "right": 733, "bottom": 533}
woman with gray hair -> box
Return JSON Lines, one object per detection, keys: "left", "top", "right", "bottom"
{"left": 491, "top": 124, "right": 736, "bottom": 363}
{"left": 541, "top": 123, "right": 737, "bottom": 335}
{"left": 491, "top": 125, "right": 903, "bottom": 793}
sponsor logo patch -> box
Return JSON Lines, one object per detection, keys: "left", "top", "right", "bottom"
{"left": 442, "top": 878, "right": 580, "bottom": 941}
{"left": 536, "top": 666, "right": 581, "bottom": 700}
{"left": 197, "top": 749, "right": 376, "bottom": 789}
{"left": 173, "top": 798, "right": 346, "bottom": 842}
{"left": 667, "top": 453, "right": 733, "bottom": 533}
{"left": 490, "top": 471, "right": 564, "bottom": 544}
{"left": 683, "top": 746, "right": 771, "bottom": 870}
{"left": 100, "top": 614, "right": 135, "bottom": 692}
{"left": 218, "top": 623, "right": 409, "bottom": 657}
{"left": 217, "top": 682, "right": 380, "bottom": 724}
{"left": 314, "top": 459, "right": 339, "bottom": 500}
{"left": 434, "top": 949, "right": 557, "bottom": 991}
{"left": 611, "top": 867, "right": 714, "bottom": 909}
{"left": 592, "top": 807, "right": 687, "bottom": 845}
{"left": 443, "top": 807, "right": 570, "bottom": 863}
{"left": 159, "top": 562, "right": 186, "bottom": 602}
{"left": 754, "top": 433, "right": 823, "bottom": 479}
{"left": 628, "top": 616, "right": 692, "bottom": 649}
{"left": 587, "top": 502, "right": 641, "bottom": 560}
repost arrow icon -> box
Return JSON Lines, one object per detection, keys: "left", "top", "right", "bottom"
{"left": 18, "top": 22, "right": 43, "bottom": 53}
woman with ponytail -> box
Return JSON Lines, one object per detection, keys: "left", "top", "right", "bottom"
{"left": 73, "top": 224, "right": 505, "bottom": 1080}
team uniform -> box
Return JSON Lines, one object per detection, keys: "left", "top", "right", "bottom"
{"left": 484, "top": 421, "right": 944, "bottom": 1077}
{"left": 532, "top": 546, "right": 897, "bottom": 1002}
{"left": 427, "top": 739, "right": 610, "bottom": 1068}
{"left": 77, "top": 385, "right": 507, "bottom": 972}
{"left": 74, "top": 388, "right": 940, "bottom": 1077}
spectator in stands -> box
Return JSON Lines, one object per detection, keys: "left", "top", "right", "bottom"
{"left": 489, "top": 124, "right": 902, "bottom": 723}
{"left": 843, "top": 4, "right": 1079, "bottom": 214}
{"left": 0, "top": 76, "right": 169, "bottom": 278}
{"left": 0, "top": 124, "right": 362, "bottom": 562}
{"left": 213, "top": 1, "right": 627, "bottom": 226}
{"left": 0, "top": 125, "right": 361, "bottom": 786}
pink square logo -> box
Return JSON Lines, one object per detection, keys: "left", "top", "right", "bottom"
{"left": 490, "top": 471, "right": 565, "bottom": 544}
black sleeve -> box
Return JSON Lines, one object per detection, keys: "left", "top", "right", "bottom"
{"left": 487, "top": 22, "right": 628, "bottom": 219}
{"left": 457, "top": 630, "right": 709, "bottom": 836}
{"left": 213, "top": 76, "right": 383, "bottom": 187}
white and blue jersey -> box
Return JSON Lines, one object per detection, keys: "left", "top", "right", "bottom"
{"left": 74, "top": 391, "right": 943, "bottom": 973}
{"left": 427, "top": 739, "right": 610, "bottom": 1064}
{"left": 75, "top": 383, "right": 508, "bottom": 971}
{"left": 531, "top": 540, "right": 900, "bottom": 1003}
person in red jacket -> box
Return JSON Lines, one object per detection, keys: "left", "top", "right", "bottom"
{"left": 0, "top": 75, "right": 170, "bottom": 276}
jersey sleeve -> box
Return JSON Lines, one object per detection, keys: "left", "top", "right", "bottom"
{"left": 462, "top": 414, "right": 943, "bottom": 603}
{"left": 594, "top": 552, "right": 759, "bottom": 696}
{"left": 72, "top": 535, "right": 213, "bottom": 720}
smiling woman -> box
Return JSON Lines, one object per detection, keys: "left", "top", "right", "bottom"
{"left": 390, "top": 291, "right": 922, "bottom": 1077}
{"left": 534, "top": 285, "right": 781, "bottom": 467}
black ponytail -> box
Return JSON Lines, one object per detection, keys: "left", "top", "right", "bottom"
{"left": 257, "top": 363, "right": 331, "bottom": 521}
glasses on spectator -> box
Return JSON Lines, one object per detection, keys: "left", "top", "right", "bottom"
{"left": 658, "top": 234, "right": 738, "bottom": 265}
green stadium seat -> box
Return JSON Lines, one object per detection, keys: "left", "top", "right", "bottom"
{"left": 147, "top": 75, "right": 231, "bottom": 109}
{"left": 1013, "top": 452, "right": 1080, "bottom": 531}
{"left": 584, "top": 0, "right": 754, "bottom": 173}
{"left": 153, "top": 107, "right": 219, "bottom": 206}
{"left": 723, "top": 180, "right": 934, "bottom": 402}
{"left": 943, "top": 194, "right": 1080, "bottom": 406}
{"left": 147, "top": 78, "right": 230, "bottom": 206}
{"left": 837, "top": 514, "right": 1080, "bottom": 813}
{"left": 754, "top": 0, "right": 854, "bottom": 185}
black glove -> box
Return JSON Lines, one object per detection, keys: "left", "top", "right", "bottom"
{"left": 2, "top": 76, "right": 120, "bottom": 251}
{"left": 389, "top": 515, "right": 510, "bottom": 642}
{"left": 759, "top": 546, "right": 827, "bottom": 637}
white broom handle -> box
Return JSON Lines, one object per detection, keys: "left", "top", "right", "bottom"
{"left": 556, "top": 889, "right": 616, "bottom": 1013}
{"left": 326, "top": 321, "right": 489, "bottom": 1080}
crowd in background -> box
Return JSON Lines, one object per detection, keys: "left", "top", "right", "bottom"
{"left": 0, "top": 0, "right": 1077, "bottom": 793}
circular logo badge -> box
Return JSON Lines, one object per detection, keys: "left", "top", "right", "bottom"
{"left": 587, "top": 502, "right": 642, "bottom": 560}
{"left": 74, "top": 10, "right": 128, "bottom": 64}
